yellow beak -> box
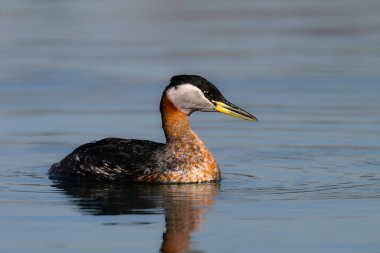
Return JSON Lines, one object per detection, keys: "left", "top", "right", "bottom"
{"left": 213, "top": 100, "right": 258, "bottom": 122}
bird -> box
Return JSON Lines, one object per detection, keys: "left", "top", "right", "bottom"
{"left": 49, "top": 75, "right": 258, "bottom": 183}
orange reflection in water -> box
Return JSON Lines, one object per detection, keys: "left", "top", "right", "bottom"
{"left": 52, "top": 182, "right": 220, "bottom": 253}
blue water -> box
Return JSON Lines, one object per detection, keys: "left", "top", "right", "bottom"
{"left": 1, "top": 1, "right": 380, "bottom": 252}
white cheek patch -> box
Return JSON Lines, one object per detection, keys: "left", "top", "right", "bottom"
{"left": 167, "top": 84, "right": 214, "bottom": 113}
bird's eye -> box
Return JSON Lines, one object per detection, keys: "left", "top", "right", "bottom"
{"left": 203, "top": 91, "right": 210, "bottom": 96}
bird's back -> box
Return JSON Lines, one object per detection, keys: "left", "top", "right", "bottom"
{"left": 49, "top": 138, "right": 165, "bottom": 181}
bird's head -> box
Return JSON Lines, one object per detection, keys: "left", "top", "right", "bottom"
{"left": 163, "top": 75, "right": 258, "bottom": 121}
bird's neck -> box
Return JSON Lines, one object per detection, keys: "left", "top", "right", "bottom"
{"left": 160, "top": 95, "right": 197, "bottom": 143}
{"left": 159, "top": 94, "right": 220, "bottom": 182}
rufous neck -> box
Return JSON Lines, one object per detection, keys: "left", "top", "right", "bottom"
{"left": 160, "top": 94, "right": 195, "bottom": 143}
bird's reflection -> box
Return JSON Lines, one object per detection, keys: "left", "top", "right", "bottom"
{"left": 52, "top": 181, "right": 220, "bottom": 253}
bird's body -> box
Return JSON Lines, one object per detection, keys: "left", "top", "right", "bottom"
{"left": 49, "top": 75, "right": 257, "bottom": 183}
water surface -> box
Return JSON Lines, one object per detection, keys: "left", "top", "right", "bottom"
{"left": 1, "top": 0, "right": 380, "bottom": 252}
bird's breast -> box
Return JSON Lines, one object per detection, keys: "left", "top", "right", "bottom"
{"left": 134, "top": 136, "right": 220, "bottom": 183}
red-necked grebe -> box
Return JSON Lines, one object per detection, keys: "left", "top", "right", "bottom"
{"left": 49, "top": 75, "right": 258, "bottom": 183}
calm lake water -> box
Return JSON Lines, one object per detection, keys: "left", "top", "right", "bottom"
{"left": 1, "top": 0, "right": 380, "bottom": 252}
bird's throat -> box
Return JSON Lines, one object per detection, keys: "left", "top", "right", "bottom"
{"left": 160, "top": 95, "right": 194, "bottom": 143}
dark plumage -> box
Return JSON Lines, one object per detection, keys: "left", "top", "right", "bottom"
{"left": 49, "top": 138, "right": 164, "bottom": 181}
